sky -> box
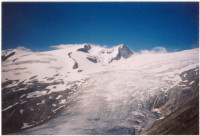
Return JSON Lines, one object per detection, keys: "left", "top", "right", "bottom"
{"left": 2, "top": 2, "right": 199, "bottom": 52}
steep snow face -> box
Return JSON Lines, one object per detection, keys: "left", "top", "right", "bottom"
{"left": 14, "top": 47, "right": 199, "bottom": 135}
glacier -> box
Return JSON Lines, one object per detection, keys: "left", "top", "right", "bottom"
{"left": 2, "top": 44, "right": 199, "bottom": 134}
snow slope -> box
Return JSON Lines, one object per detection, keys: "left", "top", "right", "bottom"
{"left": 2, "top": 44, "right": 133, "bottom": 85}
{"left": 2, "top": 44, "right": 199, "bottom": 134}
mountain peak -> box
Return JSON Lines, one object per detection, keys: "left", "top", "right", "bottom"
{"left": 109, "top": 44, "right": 134, "bottom": 63}
{"left": 77, "top": 44, "right": 91, "bottom": 53}
{"left": 118, "top": 44, "right": 134, "bottom": 58}
{"left": 118, "top": 43, "right": 127, "bottom": 48}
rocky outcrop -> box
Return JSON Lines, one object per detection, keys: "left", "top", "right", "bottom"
{"left": 140, "top": 67, "right": 199, "bottom": 135}
{"left": 77, "top": 44, "right": 91, "bottom": 53}
{"left": 73, "top": 62, "right": 78, "bottom": 69}
{"left": 141, "top": 95, "right": 199, "bottom": 135}
{"left": 67, "top": 52, "right": 72, "bottom": 58}
{"left": 87, "top": 56, "right": 97, "bottom": 63}
{"left": 2, "top": 79, "right": 80, "bottom": 134}
{"left": 2, "top": 51, "right": 15, "bottom": 61}
{"left": 77, "top": 70, "right": 83, "bottom": 72}
{"left": 160, "top": 68, "right": 198, "bottom": 116}
{"left": 67, "top": 52, "right": 78, "bottom": 69}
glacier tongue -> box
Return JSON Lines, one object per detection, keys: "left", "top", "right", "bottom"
{"left": 18, "top": 64, "right": 198, "bottom": 134}
{"left": 3, "top": 44, "right": 199, "bottom": 135}
{"left": 19, "top": 70, "right": 164, "bottom": 134}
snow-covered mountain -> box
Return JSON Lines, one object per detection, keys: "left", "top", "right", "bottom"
{"left": 2, "top": 44, "right": 199, "bottom": 134}
{"left": 2, "top": 44, "right": 133, "bottom": 82}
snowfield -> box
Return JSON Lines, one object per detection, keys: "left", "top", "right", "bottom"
{"left": 2, "top": 44, "right": 199, "bottom": 134}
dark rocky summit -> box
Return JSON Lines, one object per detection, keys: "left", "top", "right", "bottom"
{"left": 77, "top": 44, "right": 91, "bottom": 53}
{"left": 118, "top": 44, "right": 134, "bottom": 58}
{"left": 110, "top": 44, "right": 134, "bottom": 63}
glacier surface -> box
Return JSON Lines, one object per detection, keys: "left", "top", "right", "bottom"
{"left": 2, "top": 44, "right": 199, "bottom": 134}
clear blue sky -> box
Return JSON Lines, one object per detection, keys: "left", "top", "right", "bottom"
{"left": 2, "top": 2, "right": 199, "bottom": 52}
